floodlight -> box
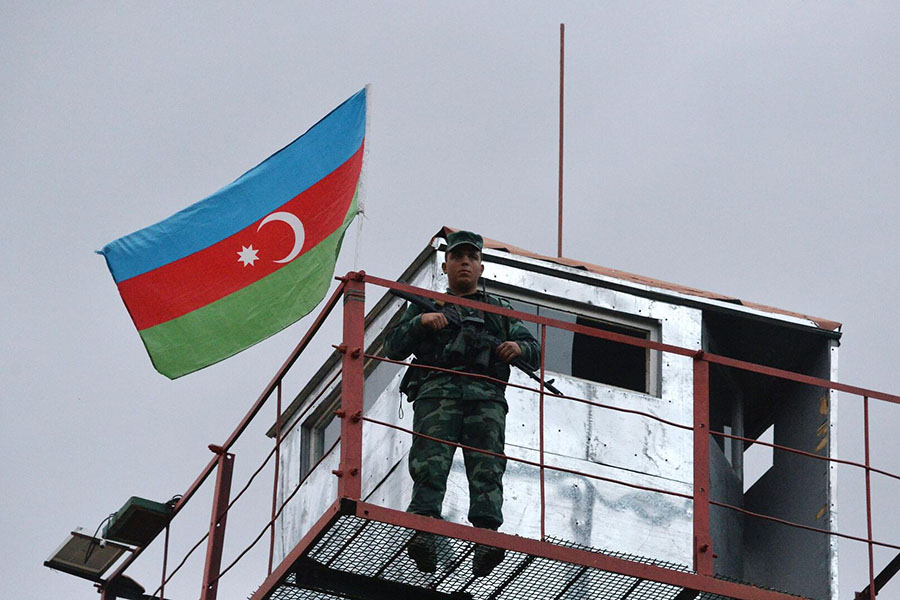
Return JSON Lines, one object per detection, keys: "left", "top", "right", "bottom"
{"left": 44, "top": 528, "right": 130, "bottom": 581}
{"left": 103, "top": 496, "right": 173, "bottom": 547}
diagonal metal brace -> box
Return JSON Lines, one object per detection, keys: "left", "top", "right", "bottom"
{"left": 856, "top": 551, "right": 900, "bottom": 599}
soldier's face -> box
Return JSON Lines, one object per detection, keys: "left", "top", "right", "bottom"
{"left": 443, "top": 246, "right": 483, "bottom": 294}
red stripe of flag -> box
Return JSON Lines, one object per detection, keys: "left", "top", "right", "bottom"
{"left": 118, "top": 143, "right": 363, "bottom": 330}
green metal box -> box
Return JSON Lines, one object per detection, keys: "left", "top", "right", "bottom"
{"left": 103, "top": 496, "right": 172, "bottom": 547}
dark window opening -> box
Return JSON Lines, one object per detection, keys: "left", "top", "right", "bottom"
{"left": 572, "top": 316, "right": 650, "bottom": 393}
{"left": 506, "top": 298, "right": 655, "bottom": 395}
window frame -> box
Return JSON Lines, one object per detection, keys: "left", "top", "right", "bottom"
{"left": 485, "top": 283, "right": 663, "bottom": 397}
{"left": 300, "top": 386, "right": 342, "bottom": 479}
{"left": 299, "top": 339, "right": 406, "bottom": 478}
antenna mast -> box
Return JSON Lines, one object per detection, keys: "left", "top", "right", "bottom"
{"left": 557, "top": 23, "right": 565, "bottom": 258}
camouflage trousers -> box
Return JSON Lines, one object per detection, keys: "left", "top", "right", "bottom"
{"left": 407, "top": 398, "right": 507, "bottom": 529}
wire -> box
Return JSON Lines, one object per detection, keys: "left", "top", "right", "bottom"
{"left": 84, "top": 513, "right": 115, "bottom": 564}
{"left": 142, "top": 370, "right": 344, "bottom": 599}
{"left": 364, "top": 352, "right": 693, "bottom": 431}
{"left": 710, "top": 500, "right": 900, "bottom": 552}
{"left": 147, "top": 530, "right": 210, "bottom": 599}
{"left": 710, "top": 429, "right": 900, "bottom": 483}
{"left": 362, "top": 415, "right": 693, "bottom": 502}
{"left": 211, "top": 437, "right": 343, "bottom": 586}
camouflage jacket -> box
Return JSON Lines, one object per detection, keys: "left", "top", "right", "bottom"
{"left": 383, "top": 290, "right": 540, "bottom": 404}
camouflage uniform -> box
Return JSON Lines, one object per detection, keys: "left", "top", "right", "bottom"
{"left": 383, "top": 290, "right": 540, "bottom": 529}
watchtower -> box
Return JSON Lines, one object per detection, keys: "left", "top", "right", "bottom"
{"left": 264, "top": 226, "right": 839, "bottom": 600}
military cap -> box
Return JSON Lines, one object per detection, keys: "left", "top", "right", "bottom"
{"left": 446, "top": 230, "right": 483, "bottom": 253}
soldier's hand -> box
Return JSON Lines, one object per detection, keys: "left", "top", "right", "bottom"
{"left": 420, "top": 312, "right": 449, "bottom": 331}
{"left": 495, "top": 341, "right": 523, "bottom": 364}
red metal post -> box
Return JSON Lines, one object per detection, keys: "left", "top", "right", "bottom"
{"left": 200, "top": 446, "right": 235, "bottom": 600}
{"left": 268, "top": 380, "right": 283, "bottom": 575}
{"left": 102, "top": 284, "right": 347, "bottom": 587}
{"left": 539, "top": 324, "right": 547, "bottom": 540}
{"left": 864, "top": 396, "right": 875, "bottom": 600}
{"left": 693, "top": 356, "right": 714, "bottom": 575}
{"left": 337, "top": 272, "right": 366, "bottom": 500}
{"left": 160, "top": 523, "right": 169, "bottom": 600}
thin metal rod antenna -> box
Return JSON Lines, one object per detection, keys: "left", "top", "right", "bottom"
{"left": 557, "top": 23, "right": 565, "bottom": 258}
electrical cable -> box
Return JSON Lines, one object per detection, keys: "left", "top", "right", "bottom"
{"left": 84, "top": 513, "right": 115, "bottom": 564}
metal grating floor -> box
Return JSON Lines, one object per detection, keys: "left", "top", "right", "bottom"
{"left": 263, "top": 514, "right": 796, "bottom": 600}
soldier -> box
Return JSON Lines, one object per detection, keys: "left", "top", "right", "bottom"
{"left": 383, "top": 230, "right": 540, "bottom": 577}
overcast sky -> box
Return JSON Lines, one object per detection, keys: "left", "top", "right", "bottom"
{"left": 2, "top": 3, "right": 899, "bottom": 599}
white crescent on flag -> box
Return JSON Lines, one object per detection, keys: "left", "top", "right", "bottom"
{"left": 258, "top": 211, "right": 306, "bottom": 263}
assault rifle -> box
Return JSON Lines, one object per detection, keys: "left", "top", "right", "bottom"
{"left": 390, "top": 289, "right": 563, "bottom": 396}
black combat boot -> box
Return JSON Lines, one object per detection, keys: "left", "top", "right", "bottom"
{"left": 407, "top": 532, "right": 437, "bottom": 573}
{"left": 472, "top": 544, "right": 505, "bottom": 577}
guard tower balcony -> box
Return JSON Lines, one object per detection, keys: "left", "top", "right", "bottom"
{"left": 62, "top": 229, "right": 900, "bottom": 600}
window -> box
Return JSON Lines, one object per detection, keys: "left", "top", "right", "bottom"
{"left": 300, "top": 353, "right": 404, "bottom": 477}
{"left": 503, "top": 296, "right": 660, "bottom": 396}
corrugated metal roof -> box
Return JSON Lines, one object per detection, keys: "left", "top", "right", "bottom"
{"left": 436, "top": 226, "right": 841, "bottom": 332}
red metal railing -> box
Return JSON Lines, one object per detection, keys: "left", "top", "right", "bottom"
{"left": 97, "top": 271, "right": 900, "bottom": 600}
{"left": 99, "top": 280, "right": 348, "bottom": 599}
{"left": 353, "top": 273, "right": 900, "bottom": 599}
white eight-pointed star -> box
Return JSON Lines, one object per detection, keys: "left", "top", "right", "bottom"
{"left": 237, "top": 245, "right": 259, "bottom": 267}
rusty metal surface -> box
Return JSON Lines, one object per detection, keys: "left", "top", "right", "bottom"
{"left": 201, "top": 450, "right": 235, "bottom": 600}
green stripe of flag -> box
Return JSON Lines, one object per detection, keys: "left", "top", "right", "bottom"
{"left": 139, "top": 195, "right": 357, "bottom": 378}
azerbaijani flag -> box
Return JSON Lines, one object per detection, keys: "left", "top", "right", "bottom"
{"left": 99, "top": 88, "right": 366, "bottom": 379}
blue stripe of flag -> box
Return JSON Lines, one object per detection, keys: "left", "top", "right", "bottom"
{"left": 99, "top": 88, "right": 366, "bottom": 283}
